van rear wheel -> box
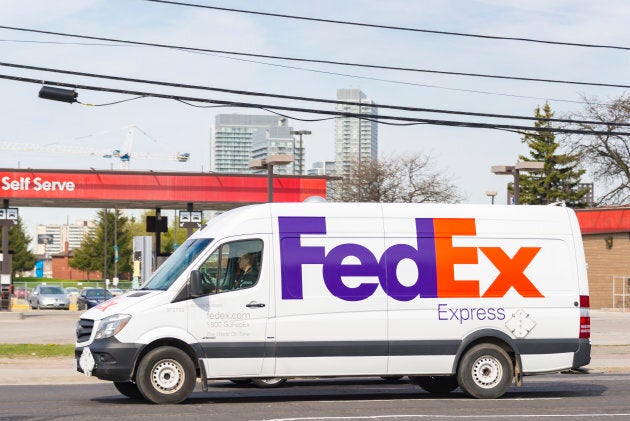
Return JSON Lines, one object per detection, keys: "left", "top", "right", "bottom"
{"left": 410, "top": 375, "right": 458, "bottom": 394}
{"left": 251, "top": 378, "right": 287, "bottom": 388}
{"left": 457, "top": 344, "right": 513, "bottom": 399}
{"left": 136, "top": 346, "right": 196, "bottom": 404}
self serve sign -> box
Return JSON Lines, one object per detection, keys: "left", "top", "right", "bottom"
{"left": 279, "top": 217, "right": 544, "bottom": 302}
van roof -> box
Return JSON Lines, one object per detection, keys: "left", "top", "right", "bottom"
{"left": 191, "top": 203, "right": 577, "bottom": 240}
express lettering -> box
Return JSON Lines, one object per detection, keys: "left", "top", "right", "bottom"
{"left": 279, "top": 216, "right": 543, "bottom": 302}
{"left": 437, "top": 303, "right": 506, "bottom": 324}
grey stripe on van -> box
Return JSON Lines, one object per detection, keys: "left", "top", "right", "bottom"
{"left": 200, "top": 339, "right": 579, "bottom": 359}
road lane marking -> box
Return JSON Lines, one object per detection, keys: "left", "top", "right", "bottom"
{"left": 255, "top": 414, "right": 630, "bottom": 421}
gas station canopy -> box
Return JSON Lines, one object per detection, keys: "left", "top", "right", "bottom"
{"left": 0, "top": 168, "right": 328, "bottom": 211}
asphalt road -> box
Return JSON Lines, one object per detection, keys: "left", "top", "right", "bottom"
{"left": 0, "top": 373, "right": 629, "bottom": 420}
{"left": 0, "top": 308, "right": 629, "bottom": 421}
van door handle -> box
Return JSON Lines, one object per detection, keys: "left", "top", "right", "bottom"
{"left": 246, "top": 302, "right": 266, "bottom": 308}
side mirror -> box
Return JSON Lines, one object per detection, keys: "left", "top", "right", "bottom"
{"left": 189, "top": 270, "right": 204, "bottom": 298}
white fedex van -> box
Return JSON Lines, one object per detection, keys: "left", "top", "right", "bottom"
{"left": 75, "top": 202, "right": 591, "bottom": 404}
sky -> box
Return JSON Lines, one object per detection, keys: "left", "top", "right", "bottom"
{"left": 1, "top": 0, "right": 629, "bottom": 246}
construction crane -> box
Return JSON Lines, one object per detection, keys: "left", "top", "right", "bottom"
{"left": 0, "top": 125, "right": 190, "bottom": 169}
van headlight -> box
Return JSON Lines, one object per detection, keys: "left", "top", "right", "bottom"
{"left": 95, "top": 314, "right": 131, "bottom": 339}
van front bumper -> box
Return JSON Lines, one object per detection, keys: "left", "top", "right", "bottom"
{"left": 75, "top": 339, "right": 143, "bottom": 382}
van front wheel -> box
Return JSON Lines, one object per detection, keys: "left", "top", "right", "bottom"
{"left": 136, "top": 346, "right": 197, "bottom": 404}
{"left": 457, "top": 344, "right": 513, "bottom": 399}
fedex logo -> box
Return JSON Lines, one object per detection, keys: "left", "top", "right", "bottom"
{"left": 279, "top": 217, "right": 544, "bottom": 302}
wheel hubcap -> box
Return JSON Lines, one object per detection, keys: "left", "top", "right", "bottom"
{"left": 472, "top": 356, "right": 502, "bottom": 389}
{"left": 151, "top": 359, "right": 184, "bottom": 394}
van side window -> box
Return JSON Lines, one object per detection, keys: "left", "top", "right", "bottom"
{"left": 197, "top": 239, "right": 263, "bottom": 295}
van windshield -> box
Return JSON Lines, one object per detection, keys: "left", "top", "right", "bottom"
{"left": 141, "top": 238, "right": 213, "bottom": 291}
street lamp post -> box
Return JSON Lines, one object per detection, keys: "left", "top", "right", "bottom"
{"left": 290, "top": 130, "right": 311, "bottom": 175}
{"left": 491, "top": 161, "right": 544, "bottom": 204}
{"left": 485, "top": 191, "right": 497, "bottom": 205}
{"left": 249, "top": 154, "right": 294, "bottom": 202}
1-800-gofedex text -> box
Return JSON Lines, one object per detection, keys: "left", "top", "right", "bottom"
{"left": 1, "top": 176, "right": 75, "bottom": 191}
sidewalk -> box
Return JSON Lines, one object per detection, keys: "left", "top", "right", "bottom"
{"left": 0, "top": 309, "right": 628, "bottom": 386}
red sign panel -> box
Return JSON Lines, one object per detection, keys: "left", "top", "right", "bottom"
{"left": 575, "top": 207, "right": 630, "bottom": 234}
{"left": 0, "top": 170, "right": 327, "bottom": 206}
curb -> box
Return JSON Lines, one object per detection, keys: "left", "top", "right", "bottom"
{"left": 0, "top": 312, "right": 24, "bottom": 320}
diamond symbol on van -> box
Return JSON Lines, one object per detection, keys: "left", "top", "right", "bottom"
{"left": 506, "top": 309, "right": 536, "bottom": 338}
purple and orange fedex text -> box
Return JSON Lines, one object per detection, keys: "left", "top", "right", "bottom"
{"left": 279, "top": 217, "right": 543, "bottom": 312}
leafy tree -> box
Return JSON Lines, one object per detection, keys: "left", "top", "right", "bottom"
{"left": 70, "top": 210, "right": 134, "bottom": 279}
{"left": 162, "top": 216, "right": 191, "bottom": 253}
{"left": 0, "top": 217, "right": 36, "bottom": 276}
{"left": 565, "top": 94, "right": 630, "bottom": 205}
{"left": 70, "top": 231, "right": 101, "bottom": 280}
{"left": 330, "top": 153, "right": 463, "bottom": 203}
{"left": 517, "top": 102, "right": 589, "bottom": 207}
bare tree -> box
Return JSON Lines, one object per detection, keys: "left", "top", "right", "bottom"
{"left": 330, "top": 153, "right": 463, "bottom": 203}
{"left": 565, "top": 94, "right": 630, "bottom": 205}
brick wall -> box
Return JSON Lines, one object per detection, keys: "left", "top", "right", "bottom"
{"left": 51, "top": 255, "right": 102, "bottom": 281}
{"left": 583, "top": 232, "right": 630, "bottom": 309}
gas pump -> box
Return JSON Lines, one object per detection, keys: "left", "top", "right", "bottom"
{"left": 132, "top": 236, "right": 153, "bottom": 290}
{"left": 0, "top": 272, "right": 11, "bottom": 311}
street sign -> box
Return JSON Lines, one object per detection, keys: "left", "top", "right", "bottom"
{"left": 179, "top": 211, "right": 202, "bottom": 228}
{"left": 0, "top": 208, "right": 18, "bottom": 226}
{"left": 6, "top": 208, "right": 17, "bottom": 220}
{"left": 146, "top": 216, "right": 167, "bottom": 233}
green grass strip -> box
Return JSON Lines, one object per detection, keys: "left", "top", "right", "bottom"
{"left": 0, "top": 344, "right": 75, "bottom": 358}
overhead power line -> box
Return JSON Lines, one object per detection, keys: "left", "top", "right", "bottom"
{"left": 2, "top": 61, "right": 628, "bottom": 128}
{"left": 2, "top": 73, "right": 629, "bottom": 136}
{"left": 144, "top": 0, "right": 630, "bottom": 51}
{"left": 0, "top": 26, "right": 627, "bottom": 90}
{"left": 0, "top": 38, "right": 615, "bottom": 107}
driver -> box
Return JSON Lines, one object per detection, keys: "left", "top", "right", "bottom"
{"left": 233, "top": 253, "right": 259, "bottom": 289}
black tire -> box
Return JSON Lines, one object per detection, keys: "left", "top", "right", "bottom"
{"left": 410, "top": 375, "right": 459, "bottom": 394}
{"left": 135, "top": 346, "right": 197, "bottom": 404}
{"left": 251, "top": 378, "right": 287, "bottom": 388}
{"left": 113, "top": 381, "right": 145, "bottom": 400}
{"left": 456, "top": 343, "right": 513, "bottom": 399}
{"left": 229, "top": 379, "right": 253, "bottom": 385}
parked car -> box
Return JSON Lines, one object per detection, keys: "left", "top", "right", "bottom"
{"left": 108, "top": 288, "right": 124, "bottom": 296}
{"left": 77, "top": 288, "right": 113, "bottom": 310}
{"left": 65, "top": 287, "right": 80, "bottom": 304}
{"left": 64, "top": 286, "right": 80, "bottom": 298}
{"left": 28, "top": 285, "right": 70, "bottom": 310}
{"left": 13, "top": 286, "right": 29, "bottom": 300}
